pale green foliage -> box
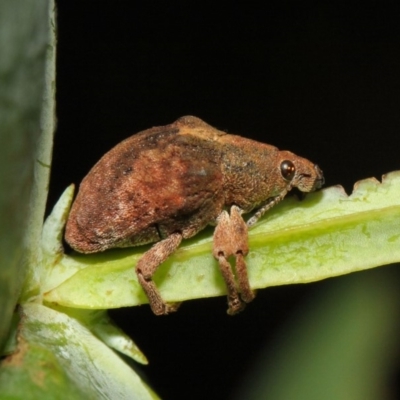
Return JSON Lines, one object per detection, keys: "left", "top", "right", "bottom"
{"left": 43, "top": 172, "right": 400, "bottom": 309}
{"left": 21, "top": 304, "right": 155, "bottom": 399}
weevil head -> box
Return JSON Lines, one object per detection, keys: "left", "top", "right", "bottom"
{"left": 278, "top": 151, "right": 324, "bottom": 193}
{"left": 244, "top": 150, "right": 324, "bottom": 227}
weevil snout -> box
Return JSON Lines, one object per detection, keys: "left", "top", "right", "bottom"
{"left": 314, "top": 164, "right": 324, "bottom": 188}
{"left": 293, "top": 161, "right": 324, "bottom": 193}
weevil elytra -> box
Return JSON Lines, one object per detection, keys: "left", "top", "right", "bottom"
{"left": 65, "top": 116, "right": 324, "bottom": 315}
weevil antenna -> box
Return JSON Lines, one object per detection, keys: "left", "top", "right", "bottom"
{"left": 246, "top": 186, "right": 290, "bottom": 227}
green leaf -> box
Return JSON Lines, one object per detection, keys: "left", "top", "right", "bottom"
{"left": 0, "top": 334, "right": 86, "bottom": 400}
{"left": 47, "top": 304, "right": 149, "bottom": 365}
{"left": 0, "top": 304, "right": 158, "bottom": 400}
{"left": 0, "top": 0, "right": 56, "bottom": 350}
{"left": 43, "top": 171, "right": 400, "bottom": 310}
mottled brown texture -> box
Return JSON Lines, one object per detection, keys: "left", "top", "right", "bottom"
{"left": 65, "top": 116, "right": 324, "bottom": 315}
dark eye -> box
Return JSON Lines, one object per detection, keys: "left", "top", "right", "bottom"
{"left": 280, "top": 160, "right": 296, "bottom": 181}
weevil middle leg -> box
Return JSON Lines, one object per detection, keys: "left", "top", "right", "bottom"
{"left": 136, "top": 232, "right": 182, "bottom": 315}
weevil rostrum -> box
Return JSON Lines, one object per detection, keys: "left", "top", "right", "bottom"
{"left": 65, "top": 116, "right": 324, "bottom": 315}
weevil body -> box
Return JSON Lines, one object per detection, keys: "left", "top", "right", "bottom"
{"left": 65, "top": 116, "right": 324, "bottom": 315}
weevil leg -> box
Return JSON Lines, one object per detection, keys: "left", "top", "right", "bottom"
{"left": 215, "top": 249, "right": 243, "bottom": 315}
{"left": 229, "top": 206, "right": 255, "bottom": 304}
{"left": 136, "top": 232, "right": 182, "bottom": 315}
{"left": 235, "top": 251, "right": 255, "bottom": 304}
{"left": 213, "top": 206, "right": 255, "bottom": 315}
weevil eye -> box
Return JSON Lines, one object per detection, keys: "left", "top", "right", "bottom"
{"left": 280, "top": 160, "right": 296, "bottom": 181}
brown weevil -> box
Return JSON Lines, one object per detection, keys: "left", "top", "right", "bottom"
{"left": 65, "top": 116, "right": 324, "bottom": 315}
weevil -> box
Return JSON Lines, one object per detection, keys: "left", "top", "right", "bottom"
{"left": 65, "top": 116, "right": 324, "bottom": 315}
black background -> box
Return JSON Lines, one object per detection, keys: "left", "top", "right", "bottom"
{"left": 52, "top": 2, "right": 399, "bottom": 399}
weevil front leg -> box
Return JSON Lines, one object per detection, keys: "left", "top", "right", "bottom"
{"left": 213, "top": 205, "right": 255, "bottom": 315}
{"left": 136, "top": 232, "right": 182, "bottom": 315}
